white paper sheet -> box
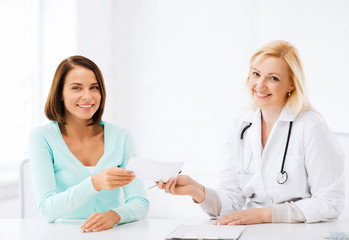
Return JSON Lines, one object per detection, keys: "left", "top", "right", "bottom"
{"left": 166, "top": 224, "right": 246, "bottom": 240}
{"left": 126, "top": 157, "right": 184, "bottom": 182}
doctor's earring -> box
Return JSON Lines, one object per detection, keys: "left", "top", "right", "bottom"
{"left": 288, "top": 90, "right": 292, "bottom": 97}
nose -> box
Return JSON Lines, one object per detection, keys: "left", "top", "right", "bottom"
{"left": 82, "top": 88, "right": 92, "bottom": 100}
{"left": 255, "top": 76, "right": 268, "bottom": 90}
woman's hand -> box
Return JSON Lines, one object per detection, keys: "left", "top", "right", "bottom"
{"left": 91, "top": 167, "right": 135, "bottom": 191}
{"left": 214, "top": 207, "right": 272, "bottom": 225}
{"left": 157, "top": 175, "right": 205, "bottom": 203}
{"left": 80, "top": 210, "right": 121, "bottom": 232}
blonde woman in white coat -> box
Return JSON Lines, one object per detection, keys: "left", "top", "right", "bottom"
{"left": 157, "top": 40, "right": 345, "bottom": 225}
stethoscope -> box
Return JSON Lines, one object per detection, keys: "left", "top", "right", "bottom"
{"left": 240, "top": 121, "right": 293, "bottom": 184}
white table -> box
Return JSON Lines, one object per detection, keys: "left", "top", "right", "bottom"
{"left": 0, "top": 218, "right": 348, "bottom": 240}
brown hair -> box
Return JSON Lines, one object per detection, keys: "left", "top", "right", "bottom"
{"left": 44, "top": 55, "right": 106, "bottom": 125}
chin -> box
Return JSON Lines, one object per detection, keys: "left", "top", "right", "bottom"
{"left": 252, "top": 99, "right": 264, "bottom": 108}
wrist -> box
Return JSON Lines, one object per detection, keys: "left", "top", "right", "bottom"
{"left": 191, "top": 182, "right": 205, "bottom": 203}
{"left": 263, "top": 206, "right": 272, "bottom": 223}
{"left": 108, "top": 210, "right": 121, "bottom": 224}
{"left": 91, "top": 175, "right": 101, "bottom": 191}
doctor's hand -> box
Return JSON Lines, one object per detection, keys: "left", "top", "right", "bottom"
{"left": 157, "top": 175, "right": 206, "bottom": 203}
{"left": 80, "top": 210, "right": 120, "bottom": 233}
{"left": 215, "top": 207, "right": 272, "bottom": 225}
{"left": 91, "top": 167, "right": 135, "bottom": 191}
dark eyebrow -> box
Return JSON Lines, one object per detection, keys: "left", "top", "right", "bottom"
{"left": 68, "top": 82, "right": 99, "bottom": 86}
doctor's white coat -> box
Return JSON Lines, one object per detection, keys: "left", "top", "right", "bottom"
{"left": 215, "top": 107, "right": 345, "bottom": 223}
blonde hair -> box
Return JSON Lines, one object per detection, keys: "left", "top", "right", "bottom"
{"left": 247, "top": 40, "right": 311, "bottom": 116}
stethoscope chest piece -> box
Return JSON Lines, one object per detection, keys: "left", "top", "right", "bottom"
{"left": 277, "top": 171, "right": 288, "bottom": 184}
{"left": 240, "top": 121, "right": 293, "bottom": 184}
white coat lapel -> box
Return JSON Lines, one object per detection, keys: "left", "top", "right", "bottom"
{"left": 248, "top": 109, "right": 262, "bottom": 160}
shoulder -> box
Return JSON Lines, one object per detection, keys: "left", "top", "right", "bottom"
{"left": 295, "top": 110, "right": 335, "bottom": 141}
{"left": 29, "top": 122, "right": 58, "bottom": 140}
{"left": 230, "top": 108, "right": 257, "bottom": 124}
{"left": 295, "top": 110, "right": 327, "bottom": 128}
{"left": 228, "top": 108, "right": 259, "bottom": 133}
{"left": 102, "top": 121, "right": 133, "bottom": 145}
{"left": 102, "top": 121, "right": 131, "bottom": 136}
{"left": 226, "top": 108, "right": 258, "bottom": 138}
{"left": 102, "top": 122, "right": 136, "bottom": 155}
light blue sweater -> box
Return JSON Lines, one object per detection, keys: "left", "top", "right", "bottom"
{"left": 28, "top": 121, "right": 149, "bottom": 223}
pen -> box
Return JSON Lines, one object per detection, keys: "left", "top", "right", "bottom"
{"left": 147, "top": 170, "right": 182, "bottom": 190}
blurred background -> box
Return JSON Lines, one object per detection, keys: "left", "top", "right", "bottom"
{"left": 1, "top": 0, "right": 349, "bottom": 218}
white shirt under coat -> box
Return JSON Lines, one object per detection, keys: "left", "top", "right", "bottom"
{"left": 200, "top": 107, "right": 345, "bottom": 223}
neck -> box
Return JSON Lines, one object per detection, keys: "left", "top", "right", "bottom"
{"left": 60, "top": 117, "right": 100, "bottom": 141}
{"left": 260, "top": 105, "right": 284, "bottom": 130}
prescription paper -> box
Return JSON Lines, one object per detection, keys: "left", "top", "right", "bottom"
{"left": 126, "top": 157, "right": 184, "bottom": 182}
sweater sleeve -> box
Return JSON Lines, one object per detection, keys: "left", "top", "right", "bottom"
{"left": 28, "top": 128, "right": 98, "bottom": 222}
{"left": 272, "top": 202, "right": 306, "bottom": 223}
{"left": 197, "top": 186, "right": 222, "bottom": 217}
{"left": 112, "top": 133, "right": 149, "bottom": 224}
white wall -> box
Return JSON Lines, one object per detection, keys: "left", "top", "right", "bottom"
{"left": 38, "top": 0, "right": 78, "bottom": 123}
{"left": 109, "top": 0, "right": 255, "bottom": 183}
{"left": 38, "top": 0, "right": 349, "bottom": 180}
{"left": 37, "top": 0, "right": 349, "bottom": 218}
{"left": 104, "top": 0, "right": 349, "bottom": 181}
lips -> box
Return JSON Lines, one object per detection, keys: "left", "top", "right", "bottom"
{"left": 77, "top": 104, "right": 94, "bottom": 110}
{"left": 254, "top": 90, "right": 270, "bottom": 97}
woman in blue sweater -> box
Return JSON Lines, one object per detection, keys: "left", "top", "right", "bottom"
{"left": 29, "top": 56, "right": 149, "bottom": 232}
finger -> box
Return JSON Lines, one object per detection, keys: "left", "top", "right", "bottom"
{"left": 223, "top": 215, "right": 240, "bottom": 225}
{"left": 107, "top": 174, "right": 135, "bottom": 180}
{"left": 81, "top": 214, "right": 98, "bottom": 231}
{"left": 92, "top": 223, "right": 109, "bottom": 232}
{"left": 215, "top": 215, "right": 233, "bottom": 225}
{"left": 110, "top": 168, "right": 134, "bottom": 176}
{"left": 104, "top": 177, "right": 135, "bottom": 186}
{"left": 107, "top": 177, "right": 135, "bottom": 183}
{"left": 103, "top": 181, "right": 134, "bottom": 190}
{"left": 85, "top": 217, "right": 105, "bottom": 232}
{"left": 157, "top": 181, "right": 165, "bottom": 189}
{"left": 228, "top": 219, "right": 242, "bottom": 225}
{"left": 169, "top": 178, "right": 177, "bottom": 193}
{"left": 88, "top": 221, "right": 105, "bottom": 232}
{"left": 110, "top": 178, "right": 135, "bottom": 185}
{"left": 167, "top": 179, "right": 177, "bottom": 194}
{"left": 164, "top": 178, "right": 174, "bottom": 193}
{"left": 165, "top": 178, "right": 174, "bottom": 193}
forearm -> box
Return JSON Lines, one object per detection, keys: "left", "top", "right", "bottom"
{"left": 272, "top": 202, "right": 306, "bottom": 223}
{"left": 196, "top": 186, "right": 222, "bottom": 217}
{"left": 190, "top": 181, "right": 206, "bottom": 203}
{"left": 112, "top": 197, "right": 149, "bottom": 224}
{"left": 39, "top": 177, "right": 98, "bottom": 222}
{"left": 114, "top": 179, "right": 149, "bottom": 224}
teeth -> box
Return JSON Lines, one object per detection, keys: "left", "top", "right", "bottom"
{"left": 256, "top": 91, "right": 268, "bottom": 97}
{"left": 78, "top": 104, "right": 93, "bottom": 108}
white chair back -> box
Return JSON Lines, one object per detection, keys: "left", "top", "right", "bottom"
{"left": 19, "top": 159, "right": 41, "bottom": 219}
{"left": 335, "top": 133, "right": 349, "bottom": 220}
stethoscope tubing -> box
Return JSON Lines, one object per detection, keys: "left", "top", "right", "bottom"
{"left": 240, "top": 123, "right": 252, "bottom": 140}
{"left": 280, "top": 121, "right": 293, "bottom": 174}
{"left": 240, "top": 121, "right": 293, "bottom": 184}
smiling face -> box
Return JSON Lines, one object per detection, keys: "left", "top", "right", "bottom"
{"left": 62, "top": 66, "right": 101, "bottom": 124}
{"left": 248, "top": 55, "right": 294, "bottom": 113}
